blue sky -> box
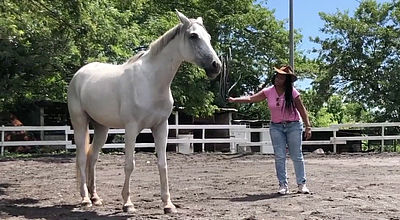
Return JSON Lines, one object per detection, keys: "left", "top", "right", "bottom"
{"left": 264, "top": 0, "right": 391, "bottom": 58}
{"left": 262, "top": 0, "right": 391, "bottom": 89}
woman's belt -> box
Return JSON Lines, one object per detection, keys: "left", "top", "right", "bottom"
{"left": 271, "top": 120, "right": 299, "bottom": 124}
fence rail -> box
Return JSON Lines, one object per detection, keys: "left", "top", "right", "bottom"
{"left": 330, "top": 122, "right": 400, "bottom": 152}
{"left": 1, "top": 125, "right": 253, "bottom": 155}
{"left": 1, "top": 122, "right": 400, "bottom": 155}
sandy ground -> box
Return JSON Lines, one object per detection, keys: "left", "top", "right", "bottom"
{"left": 0, "top": 152, "right": 400, "bottom": 220}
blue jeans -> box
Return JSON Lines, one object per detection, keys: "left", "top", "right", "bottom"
{"left": 270, "top": 121, "right": 306, "bottom": 186}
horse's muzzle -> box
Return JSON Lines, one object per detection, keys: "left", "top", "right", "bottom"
{"left": 205, "top": 60, "right": 222, "bottom": 79}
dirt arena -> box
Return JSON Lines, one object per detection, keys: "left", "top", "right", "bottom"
{"left": 1, "top": 152, "right": 399, "bottom": 220}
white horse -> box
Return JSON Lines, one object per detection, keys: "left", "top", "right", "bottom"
{"left": 67, "top": 11, "right": 221, "bottom": 213}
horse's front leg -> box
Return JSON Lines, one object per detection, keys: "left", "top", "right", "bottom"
{"left": 121, "top": 124, "right": 139, "bottom": 213}
{"left": 152, "top": 121, "right": 177, "bottom": 214}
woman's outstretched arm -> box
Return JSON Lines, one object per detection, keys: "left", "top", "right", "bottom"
{"left": 228, "top": 90, "right": 266, "bottom": 103}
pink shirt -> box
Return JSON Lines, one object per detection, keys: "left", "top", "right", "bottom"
{"left": 262, "top": 85, "right": 300, "bottom": 123}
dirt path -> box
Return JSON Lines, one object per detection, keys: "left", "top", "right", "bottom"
{"left": 1, "top": 152, "right": 399, "bottom": 219}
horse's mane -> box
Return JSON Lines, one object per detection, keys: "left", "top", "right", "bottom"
{"left": 125, "top": 23, "right": 184, "bottom": 64}
{"left": 125, "top": 50, "right": 146, "bottom": 64}
{"left": 148, "top": 23, "right": 183, "bottom": 57}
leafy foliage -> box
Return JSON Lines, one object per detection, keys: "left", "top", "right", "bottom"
{"left": 302, "top": 93, "right": 373, "bottom": 127}
{"left": 2, "top": 0, "right": 397, "bottom": 124}
{"left": 1, "top": 0, "right": 312, "bottom": 118}
{"left": 313, "top": 0, "right": 400, "bottom": 121}
{"left": 0, "top": 0, "right": 142, "bottom": 111}
{"left": 218, "top": 4, "right": 316, "bottom": 119}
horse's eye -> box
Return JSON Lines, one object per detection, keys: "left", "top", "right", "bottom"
{"left": 189, "top": 33, "right": 199, "bottom": 39}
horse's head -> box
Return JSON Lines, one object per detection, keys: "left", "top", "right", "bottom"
{"left": 176, "top": 10, "right": 222, "bottom": 79}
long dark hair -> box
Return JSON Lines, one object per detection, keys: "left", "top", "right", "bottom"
{"left": 271, "top": 74, "right": 295, "bottom": 113}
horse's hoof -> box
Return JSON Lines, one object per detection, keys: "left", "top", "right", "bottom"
{"left": 91, "top": 197, "right": 103, "bottom": 206}
{"left": 164, "top": 207, "right": 177, "bottom": 214}
{"left": 81, "top": 200, "right": 92, "bottom": 208}
{"left": 122, "top": 205, "right": 136, "bottom": 213}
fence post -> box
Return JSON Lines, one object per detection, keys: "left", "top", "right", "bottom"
{"left": 175, "top": 111, "right": 179, "bottom": 153}
{"left": 260, "top": 128, "right": 273, "bottom": 154}
{"left": 202, "top": 128, "right": 205, "bottom": 152}
{"left": 65, "top": 126, "right": 69, "bottom": 152}
{"left": 381, "top": 126, "right": 385, "bottom": 152}
{"left": 244, "top": 126, "right": 250, "bottom": 152}
{"left": 333, "top": 129, "right": 337, "bottom": 153}
{"left": 1, "top": 125, "right": 4, "bottom": 156}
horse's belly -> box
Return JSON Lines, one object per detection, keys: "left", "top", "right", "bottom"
{"left": 84, "top": 101, "right": 172, "bottom": 129}
{"left": 82, "top": 97, "right": 123, "bottom": 128}
{"left": 86, "top": 107, "right": 124, "bottom": 128}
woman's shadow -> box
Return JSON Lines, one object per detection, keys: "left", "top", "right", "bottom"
{"left": 230, "top": 193, "right": 293, "bottom": 202}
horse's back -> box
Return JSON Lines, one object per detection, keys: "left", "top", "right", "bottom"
{"left": 71, "top": 62, "right": 123, "bottom": 82}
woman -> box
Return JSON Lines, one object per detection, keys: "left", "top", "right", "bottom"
{"left": 228, "top": 65, "right": 312, "bottom": 194}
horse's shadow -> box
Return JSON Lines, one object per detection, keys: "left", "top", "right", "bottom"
{"left": 0, "top": 154, "right": 74, "bottom": 164}
{"left": 0, "top": 183, "right": 12, "bottom": 196}
{"left": 0, "top": 198, "right": 130, "bottom": 220}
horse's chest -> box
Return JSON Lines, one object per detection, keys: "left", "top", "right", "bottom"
{"left": 142, "top": 101, "right": 172, "bottom": 118}
{"left": 138, "top": 103, "right": 173, "bottom": 128}
{"left": 119, "top": 75, "right": 174, "bottom": 125}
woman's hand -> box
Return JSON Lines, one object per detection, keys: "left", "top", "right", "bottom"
{"left": 304, "top": 127, "right": 312, "bottom": 140}
{"left": 227, "top": 97, "right": 236, "bottom": 103}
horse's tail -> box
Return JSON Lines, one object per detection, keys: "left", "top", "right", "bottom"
{"left": 76, "top": 126, "right": 92, "bottom": 191}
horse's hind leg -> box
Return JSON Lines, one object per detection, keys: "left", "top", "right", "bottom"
{"left": 87, "top": 122, "right": 109, "bottom": 206}
{"left": 71, "top": 113, "right": 92, "bottom": 207}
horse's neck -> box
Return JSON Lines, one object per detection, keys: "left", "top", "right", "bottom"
{"left": 140, "top": 40, "right": 183, "bottom": 90}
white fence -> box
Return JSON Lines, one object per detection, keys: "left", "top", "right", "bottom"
{"left": 0, "top": 125, "right": 262, "bottom": 156}
{"left": 64, "top": 124, "right": 253, "bottom": 153}
{"left": 1, "top": 122, "right": 400, "bottom": 156}
{"left": 329, "top": 122, "right": 400, "bottom": 152}
{"left": 1, "top": 126, "right": 71, "bottom": 156}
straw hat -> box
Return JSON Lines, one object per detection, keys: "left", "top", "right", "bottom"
{"left": 274, "top": 65, "right": 297, "bottom": 82}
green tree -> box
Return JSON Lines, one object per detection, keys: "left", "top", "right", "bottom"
{"left": 314, "top": 108, "right": 336, "bottom": 127}
{"left": 0, "top": 0, "right": 317, "bottom": 120}
{"left": 301, "top": 89, "right": 374, "bottom": 127}
{"left": 218, "top": 3, "right": 316, "bottom": 120}
{"left": 0, "top": 0, "right": 142, "bottom": 111}
{"left": 0, "top": 0, "right": 70, "bottom": 110}
{"left": 313, "top": 0, "right": 400, "bottom": 121}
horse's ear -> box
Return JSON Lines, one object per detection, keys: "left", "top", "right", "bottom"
{"left": 196, "top": 17, "right": 203, "bottom": 25}
{"left": 175, "top": 9, "right": 190, "bottom": 26}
